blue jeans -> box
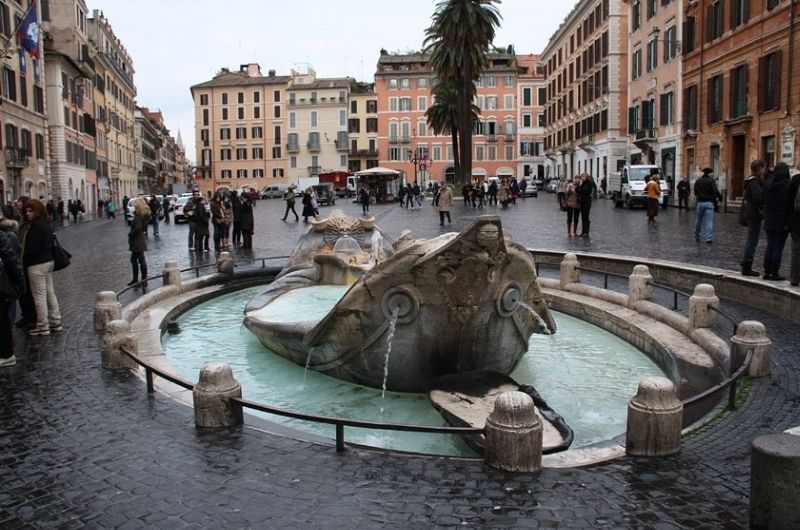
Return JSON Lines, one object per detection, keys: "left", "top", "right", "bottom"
{"left": 694, "top": 201, "right": 715, "bottom": 241}
{"left": 741, "top": 218, "right": 762, "bottom": 264}
{"left": 764, "top": 229, "right": 788, "bottom": 263}
{"left": 151, "top": 217, "right": 159, "bottom": 235}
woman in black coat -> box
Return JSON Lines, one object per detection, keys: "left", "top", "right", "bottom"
{"left": 193, "top": 197, "right": 210, "bottom": 252}
{"left": 785, "top": 168, "right": 800, "bottom": 286}
{"left": 238, "top": 194, "right": 255, "bottom": 249}
{"left": 0, "top": 213, "right": 25, "bottom": 367}
{"left": 761, "top": 162, "right": 790, "bottom": 280}
{"left": 301, "top": 188, "right": 315, "bottom": 222}
{"left": 21, "top": 199, "right": 61, "bottom": 336}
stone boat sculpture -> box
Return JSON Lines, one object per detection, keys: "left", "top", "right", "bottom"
{"left": 244, "top": 212, "right": 556, "bottom": 392}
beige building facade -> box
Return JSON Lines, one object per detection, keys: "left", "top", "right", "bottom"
{"left": 0, "top": 0, "right": 49, "bottom": 203}
{"left": 624, "top": 0, "right": 683, "bottom": 199}
{"left": 516, "top": 54, "right": 547, "bottom": 183}
{"left": 191, "top": 64, "right": 290, "bottom": 197}
{"left": 286, "top": 67, "right": 351, "bottom": 182}
{"left": 88, "top": 9, "right": 136, "bottom": 202}
{"left": 346, "top": 83, "right": 379, "bottom": 174}
{"left": 543, "top": 0, "right": 630, "bottom": 183}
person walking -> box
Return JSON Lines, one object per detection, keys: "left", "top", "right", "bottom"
{"left": 359, "top": 186, "right": 370, "bottom": 215}
{"left": 564, "top": 177, "right": 580, "bottom": 237}
{"left": 184, "top": 189, "right": 199, "bottom": 249}
{"left": 786, "top": 167, "right": 800, "bottom": 287}
{"left": 239, "top": 192, "right": 255, "bottom": 250}
{"left": 21, "top": 199, "right": 61, "bottom": 336}
{"left": 281, "top": 186, "right": 299, "bottom": 222}
{"left": 162, "top": 195, "right": 171, "bottom": 224}
{"left": 693, "top": 168, "right": 722, "bottom": 243}
{"left": 488, "top": 179, "right": 498, "bottom": 206}
{"left": 644, "top": 174, "right": 661, "bottom": 223}
{"left": 147, "top": 194, "right": 161, "bottom": 236}
{"left": 301, "top": 187, "right": 315, "bottom": 222}
{"left": 578, "top": 173, "right": 596, "bottom": 237}
{"left": 437, "top": 182, "right": 453, "bottom": 226}
{"left": 127, "top": 198, "right": 150, "bottom": 286}
{"left": 68, "top": 200, "right": 79, "bottom": 224}
{"left": 676, "top": 175, "right": 690, "bottom": 210}
{"left": 498, "top": 180, "right": 511, "bottom": 209}
{"left": 105, "top": 197, "right": 117, "bottom": 219}
{"left": 413, "top": 182, "right": 422, "bottom": 208}
{"left": 761, "top": 162, "right": 791, "bottom": 280}
{"left": 739, "top": 159, "right": 765, "bottom": 277}
{"left": 0, "top": 216, "right": 25, "bottom": 367}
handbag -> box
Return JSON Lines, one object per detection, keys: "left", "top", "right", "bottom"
{"left": 52, "top": 233, "right": 72, "bottom": 271}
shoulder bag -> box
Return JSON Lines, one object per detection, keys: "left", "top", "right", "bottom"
{"left": 52, "top": 233, "right": 72, "bottom": 271}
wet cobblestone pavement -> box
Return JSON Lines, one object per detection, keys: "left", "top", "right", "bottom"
{"left": 1, "top": 196, "right": 799, "bottom": 528}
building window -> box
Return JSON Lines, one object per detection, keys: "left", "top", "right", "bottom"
{"left": 252, "top": 126, "right": 263, "bottom": 138}
{"left": 632, "top": 1, "right": 641, "bottom": 31}
{"left": 237, "top": 169, "right": 247, "bottom": 179}
{"left": 290, "top": 156, "right": 297, "bottom": 168}
{"left": 238, "top": 92, "right": 244, "bottom": 104}
{"left": 523, "top": 88, "right": 532, "bottom": 106}
{"left": 646, "top": 39, "right": 658, "bottom": 72}
{"left": 766, "top": 0, "right": 779, "bottom": 10}
{"left": 222, "top": 93, "right": 228, "bottom": 105}
{"left": 730, "top": 64, "right": 748, "bottom": 119}
{"left": 289, "top": 112, "right": 296, "bottom": 128}
{"left": 340, "top": 109, "right": 346, "bottom": 127}
{"left": 706, "top": 1, "right": 724, "bottom": 42}
{"left": 366, "top": 100, "right": 377, "bottom": 113}
{"left": 220, "top": 148, "right": 231, "bottom": 160}
{"left": 758, "top": 51, "right": 782, "bottom": 112}
{"left": 310, "top": 111, "right": 317, "bottom": 127}
{"left": 683, "top": 17, "right": 696, "bottom": 54}
{"left": 221, "top": 108, "right": 228, "bottom": 120}
{"left": 399, "top": 97, "right": 411, "bottom": 111}
{"left": 221, "top": 170, "right": 231, "bottom": 179}
{"left": 522, "top": 114, "right": 532, "bottom": 127}
{"left": 731, "top": 0, "right": 748, "bottom": 28}
{"left": 273, "top": 90, "right": 280, "bottom": 102}
{"left": 35, "top": 133, "right": 45, "bottom": 159}
{"left": 389, "top": 79, "right": 398, "bottom": 89}
{"left": 663, "top": 25, "right": 677, "bottom": 62}
{"left": 274, "top": 126, "right": 281, "bottom": 145}
{"left": 707, "top": 74, "right": 724, "bottom": 124}
{"left": 252, "top": 147, "right": 264, "bottom": 159}
{"left": 200, "top": 94, "right": 208, "bottom": 105}
{"left": 631, "top": 49, "right": 642, "bottom": 79}
{"left": 762, "top": 136, "right": 775, "bottom": 167}
{"left": 366, "top": 118, "right": 378, "bottom": 133}
{"left": 2, "top": 67, "right": 16, "bottom": 101}
{"left": 235, "top": 127, "right": 247, "bottom": 139}
{"left": 400, "top": 78, "right": 410, "bottom": 89}
{"left": 238, "top": 107, "right": 244, "bottom": 119}
{"left": 348, "top": 118, "right": 360, "bottom": 133}
{"left": 646, "top": 0, "right": 656, "bottom": 19}
{"left": 236, "top": 147, "right": 247, "bottom": 160}
{"left": 684, "top": 85, "right": 698, "bottom": 129}
{"left": 659, "top": 92, "right": 674, "bottom": 126}
{"left": 272, "top": 146, "right": 281, "bottom": 159}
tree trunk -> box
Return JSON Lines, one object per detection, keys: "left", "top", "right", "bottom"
{"left": 451, "top": 128, "right": 460, "bottom": 185}
{"left": 459, "top": 60, "right": 474, "bottom": 187}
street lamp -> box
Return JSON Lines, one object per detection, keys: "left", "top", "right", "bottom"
{"left": 409, "top": 149, "right": 427, "bottom": 186}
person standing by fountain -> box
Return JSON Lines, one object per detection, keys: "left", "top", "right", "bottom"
{"left": 281, "top": 186, "right": 299, "bottom": 222}
{"left": 0, "top": 215, "right": 25, "bottom": 367}
{"left": 761, "top": 162, "right": 790, "bottom": 280}
{"left": 564, "top": 177, "right": 580, "bottom": 237}
{"left": 644, "top": 173, "right": 661, "bottom": 223}
{"left": 578, "top": 173, "right": 596, "bottom": 237}
{"left": 193, "top": 195, "right": 210, "bottom": 253}
{"left": 739, "top": 159, "right": 765, "bottom": 277}
{"left": 676, "top": 175, "right": 690, "bottom": 210}
{"left": 437, "top": 182, "right": 453, "bottom": 226}
{"left": 230, "top": 191, "right": 242, "bottom": 246}
{"left": 127, "top": 199, "right": 150, "bottom": 286}
{"left": 359, "top": 186, "right": 370, "bottom": 215}
{"left": 693, "top": 168, "right": 722, "bottom": 243}
{"left": 239, "top": 192, "right": 254, "bottom": 250}
{"left": 786, "top": 167, "right": 800, "bottom": 286}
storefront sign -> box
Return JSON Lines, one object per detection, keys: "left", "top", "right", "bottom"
{"left": 782, "top": 125, "right": 796, "bottom": 166}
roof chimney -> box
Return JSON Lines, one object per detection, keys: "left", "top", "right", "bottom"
{"left": 240, "top": 63, "right": 262, "bottom": 78}
{"left": 268, "top": 69, "right": 276, "bottom": 77}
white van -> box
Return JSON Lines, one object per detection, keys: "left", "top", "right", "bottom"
{"left": 259, "top": 184, "right": 289, "bottom": 199}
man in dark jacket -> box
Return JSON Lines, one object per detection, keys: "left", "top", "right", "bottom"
{"left": 0, "top": 225, "right": 26, "bottom": 367}
{"left": 786, "top": 167, "right": 800, "bottom": 286}
{"left": 239, "top": 193, "right": 255, "bottom": 249}
{"left": 693, "top": 168, "right": 723, "bottom": 243}
{"left": 739, "top": 159, "right": 765, "bottom": 276}
{"left": 147, "top": 194, "right": 161, "bottom": 236}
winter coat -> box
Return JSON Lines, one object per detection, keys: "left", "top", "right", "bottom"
{"left": 193, "top": 199, "right": 210, "bottom": 235}
{"left": 786, "top": 174, "right": 800, "bottom": 237}
{"left": 565, "top": 183, "right": 579, "bottom": 209}
{"left": 762, "top": 164, "right": 790, "bottom": 232}
{"left": 21, "top": 219, "right": 54, "bottom": 267}
{"left": 239, "top": 200, "right": 254, "bottom": 232}
{"left": 0, "top": 229, "right": 25, "bottom": 298}
{"left": 128, "top": 213, "right": 149, "bottom": 253}
{"left": 438, "top": 187, "right": 454, "bottom": 211}
{"left": 741, "top": 176, "right": 763, "bottom": 223}
{"left": 578, "top": 179, "right": 596, "bottom": 204}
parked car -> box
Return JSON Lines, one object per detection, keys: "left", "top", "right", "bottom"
{"left": 522, "top": 179, "right": 538, "bottom": 197}
{"left": 125, "top": 196, "right": 146, "bottom": 224}
{"left": 172, "top": 196, "right": 191, "bottom": 223}
{"left": 545, "top": 179, "right": 559, "bottom": 193}
{"left": 260, "top": 184, "right": 289, "bottom": 199}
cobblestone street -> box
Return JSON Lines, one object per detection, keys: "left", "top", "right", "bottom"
{"left": 1, "top": 197, "right": 798, "bottom": 528}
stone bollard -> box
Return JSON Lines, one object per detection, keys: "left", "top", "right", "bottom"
{"left": 559, "top": 253, "right": 580, "bottom": 290}
{"left": 626, "top": 377, "right": 683, "bottom": 456}
{"left": 484, "top": 391, "right": 542, "bottom": 473}
{"left": 628, "top": 264, "right": 653, "bottom": 307}
{"left": 162, "top": 260, "right": 181, "bottom": 287}
{"left": 750, "top": 433, "right": 800, "bottom": 529}
{"left": 94, "top": 291, "right": 122, "bottom": 331}
{"left": 216, "top": 252, "right": 234, "bottom": 275}
{"left": 730, "top": 320, "right": 772, "bottom": 377}
{"left": 101, "top": 319, "right": 139, "bottom": 370}
{"left": 687, "top": 283, "right": 719, "bottom": 331}
{"left": 193, "top": 363, "right": 243, "bottom": 429}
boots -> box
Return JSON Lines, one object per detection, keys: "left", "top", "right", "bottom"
{"left": 771, "top": 261, "right": 786, "bottom": 281}
{"left": 741, "top": 261, "right": 760, "bottom": 277}
{"left": 762, "top": 260, "right": 773, "bottom": 280}
{"left": 128, "top": 264, "right": 139, "bottom": 286}
{"left": 140, "top": 265, "right": 149, "bottom": 287}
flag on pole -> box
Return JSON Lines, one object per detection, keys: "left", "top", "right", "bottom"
{"left": 17, "top": 5, "right": 39, "bottom": 59}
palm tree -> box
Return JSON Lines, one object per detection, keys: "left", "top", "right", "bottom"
{"left": 426, "top": 80, "right": 482, "bottom": 184}
{"left": 424, "top": 0, "right": 501, "bottom": 186}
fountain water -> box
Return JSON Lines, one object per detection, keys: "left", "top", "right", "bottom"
{"left": 380, "top": 306, "right": 401, "bottom": 414}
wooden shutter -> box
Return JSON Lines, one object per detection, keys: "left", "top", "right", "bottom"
{"left": 774, "top": 51, "right": 783, "bottom": 111}
{"left": 757, "top": 56, "right": 767, "bottom": 112}
{"left": 729, "top": 67, "right": 737, "bottom": 118}
{"left": 628, "top": 106, "right": 636, "bottom": 134}
{"left": 706, "top": 5, "right": 714, "bottom": 42}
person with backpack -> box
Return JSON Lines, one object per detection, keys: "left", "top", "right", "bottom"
{"left": 785, "top": 167, "right": 800, "bottom": 286}
{"left": 739, "top": 159, "right": 765, "bottom": 277}
{"left": 281, "top": 186, "right": 299, "bottom": 222}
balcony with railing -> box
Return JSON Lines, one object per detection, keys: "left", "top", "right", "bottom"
{"left": 486, "top": 134, "right": 497, "bottom": 143}
{"left": 504, "top": 133, "right": 515, "bottom": 142}
{"left": 286, "top": 143, "right": 300, "bottom": 153}
{"left": 334, "top": 140, "right": 349, "bottom": 152}
{"left": 307, "top": 166, "right": 322, "bottom": 176}
{"left": 4, "top": 147, "right": 29, "bottom": 169}
{"left": 399, "top": 135, "right": 411, "bottom": 143}
{"left": 307, "top": 142, "right": 321, "bottom": 153}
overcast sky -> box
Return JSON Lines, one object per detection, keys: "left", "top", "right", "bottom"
{"left": 92, "top": 0, "right": 575, "bottom": 163}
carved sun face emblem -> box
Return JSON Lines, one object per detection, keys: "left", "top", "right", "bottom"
{"left": 476, "top": 224, "right": 500, "bottom": 252}
{"left": 323, "top": 215, "right": 366, "bottom": 248}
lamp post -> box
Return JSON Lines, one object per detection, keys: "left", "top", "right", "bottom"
{"left": 409, "top": 150, "right": 428, "bottom": 186}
